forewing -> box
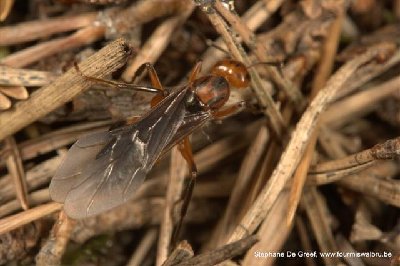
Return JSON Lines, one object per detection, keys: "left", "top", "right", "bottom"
{"left": 63, "top": 131, "right": 147, "bottom": 218}
{"left": 55, "top": 87, "right": 189, "bottom": 219}
{"left": 50, "top": 131, "right": 110, "bottom": 202}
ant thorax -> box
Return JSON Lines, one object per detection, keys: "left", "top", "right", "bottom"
{"left": 190, "top": 75, "right": 230, "bottom": 110}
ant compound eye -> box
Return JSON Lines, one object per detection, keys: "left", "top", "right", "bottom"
{"left": 192, "top": 76, "right": 230, "bottom": 109}
{"left": 211, "top": 59, "right": 250, "bottom": 89}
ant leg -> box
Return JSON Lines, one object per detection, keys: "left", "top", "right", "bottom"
{"left": 126, "top": 116, "right": 141, "bottom": 125}
{"left": 138, "top": 63, "right": 169, "bottom": 107}
{"left": 109, "top": 115, "right": 141, "bottom": 130}
{"left": 73, "top": 62, "right": 161, "bottom": 94}
{"left": 141, "top": 63, "right": 164, "bottom": 92}
{"left": 171, "top": 137, "right": 197, "bottom": 243}
{"left": 189, "top": 61, "right": 203, "bottom": 83}
{"left": 212, "top": 101, "right": 246, "bottom": 120}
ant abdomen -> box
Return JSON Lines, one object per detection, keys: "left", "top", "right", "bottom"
{"left": 211, "top": 59, "right": 251, "bottom": 89}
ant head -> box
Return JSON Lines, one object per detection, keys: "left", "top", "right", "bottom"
{"left": 191, "top": 75, "right": 230, "bottom": 110}
{"left": 211, "top": 59, "right": 250, "bottom": 89}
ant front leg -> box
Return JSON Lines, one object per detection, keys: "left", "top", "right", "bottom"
{"left": 189, "top": 61, "right": 203, "bottom": 83}
{"left": 171, "top": 136, "right": 197, "bottom": 243}
{"left": 137, "top": 63, "right": 169, "bottom": 107}
{"left": 212, "top": 101, "right": 246, "bottom": 120}
{"left": 109, "top": 115, "right": 142, "bottom": 130}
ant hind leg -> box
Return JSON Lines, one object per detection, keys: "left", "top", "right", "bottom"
{"left": 171, "top": 137, "right": 197, "bottom": 245}
{"left": 73, "top": 62, "right": 162, "bottom": 94}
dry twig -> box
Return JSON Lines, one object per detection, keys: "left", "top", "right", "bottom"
{"left": 0, "top": 202, "right": 62, "bottom": 235}
{"left": 0, "top": 38, "right": 131, "bottom": 140}
{"left": 35, "top": 211, "right": 76, "bottom": 266}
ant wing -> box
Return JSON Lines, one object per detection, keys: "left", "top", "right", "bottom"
{"left": 49, "top": 131, "right": 111, "bottom": 203}
{"left": 50, "top": 87, "right": 189, "bottom": 219}
{"left": 163, "top": 111, "right": 212, "bottom": 154}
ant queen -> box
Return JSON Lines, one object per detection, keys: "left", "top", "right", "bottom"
{"left": 49, "top": 55, "right": 251, "bottom": 238}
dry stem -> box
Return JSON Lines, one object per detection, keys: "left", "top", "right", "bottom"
{"left": 0, "top": 66, "right": 57, "bottom": 86}
{"left": 0, "top": 12, "right": 97, "bottom": 46}
{"left": 35, "top": 211, "right": 76, "bottom": 266}
{"left": 157, "top": 147, "right": 187, "bottom": 266}
{"left": 162, "top": 241, "right": 194, "bottom": 266}
{"left": 1, "top": 25, "right": 106, "bottom": 68}
{"left": 301, "top": 188, "right": 342, "bottom": 265}
{"left": 4, "top": 136, "right": 29, "bottom": 210}
{"left": 0, "top": 38, "right": 131, "bottom": 141}
{"left": 0, "top": 202, "right": 62, "bottom": 235}
{"left": 242, "top": 192, "right": 291, "bottom": 266}
{"left": 177, "top": 235, "right": 258, "bottom": 266}
{"left": 0, "top": 188, "right": 50, "bottom": 218}
{"left": 322, "top": 74, "right": 400, "bottom": 128}
{"left": 127, "top": 228, "right": 158, "bottom": 266}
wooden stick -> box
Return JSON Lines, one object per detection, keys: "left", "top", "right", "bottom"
{"left": 339, "top": 162, "right": 400, "bottom": 207}
{"left": 162, "top": 240, "right": 194, "bottom": 266}
{"left": 0, "top": 38, "right": 131, "bottom": 141}
{"left": 0, "top": 156, "right": 62, "bottom": 204}
{"left": 157, "top": 147, "right": 187, "bottom": 266}
{"left": 308, "top": 135, "right": 400, "bottom": 178}
{"left": 242, "top": 191, "right": 291, "bottom": 266}
{"left": 0, "top": 12, "right": 97, "bottom": 46}
{"left": 177, "top": 235, "right": 258, "bottom": 266}
{"left": 127, "top": 228, "right": 158, "bottom": 266}
{"left": 0, "top": 66, "right": 56, "bottom": 87}
{"left": 308, "top": 162, "right": 376, "bottom": 185}
{"left": 301, "top": 188, "right": 341, "bottom": 265}
{"left": 334, "top": 49, "right": 400, "bottom": 100}
{"left": 0, "top": 86, "right": 28, "bottom": 100}
{"left": 0, "top": 25, "right": 106, "bottom": 68}
{"left": 336, "top": 234, "right": 366, "bottom": 266}
{"left": 295, "top": 217, "right": 318, "bottom": 266}
{"left": 36, "top": 211, "right": 76, "bottom": 266}
{"left": 17, "top": 120, "right": 111, "bottom": 161}
{"left": 0, "top": 188, "right": 50, "bottom": 218}
{"left": 0, "top": 202, "right": 62, "bottom": 235}
{"left": 322, "top": 74, "right": 400, "bottom": 128}
{"left": 4, "top": 136, "right": 29, "bottom": 210}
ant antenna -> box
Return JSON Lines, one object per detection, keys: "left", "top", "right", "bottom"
{"left": 246, "top": 61, "right": 284, "bottom": 69}
{"left": 246, "top": 61, "right": 285, "bottom": 76}
{"left": 205, "top": 39, "right": 231, "bottom": 56}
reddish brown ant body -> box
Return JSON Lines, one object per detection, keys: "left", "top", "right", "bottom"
{"left": 50, "top": 57, "right": 251, "bottom": 241}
